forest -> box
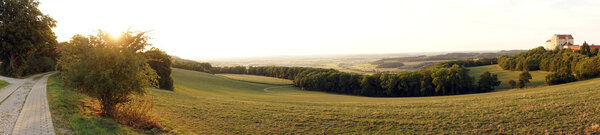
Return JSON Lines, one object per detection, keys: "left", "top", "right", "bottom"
{"left": 498, "top": 44, "right": 600, "bottom": 85}
{"left": 175, "top": 58, "right": 502, "bottom": 97}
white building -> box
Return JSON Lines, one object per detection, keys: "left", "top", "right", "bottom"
{"left": 545, "top": 34, "right": 574, "bottom": 50}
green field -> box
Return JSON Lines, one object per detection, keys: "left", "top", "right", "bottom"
{"left": 468, "top": 65, "right": 551, "bottom": 90}
{"left": 217, "top": 74, "right": 293, "bottom": 85}
{"left": 0, "top": 80, "right": 8, "bottom": 90}
{"left": 149, "top": 68, "right": 600, "bottom": 134}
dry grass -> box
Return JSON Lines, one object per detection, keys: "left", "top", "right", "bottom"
{"left": 150, "top": 68, "right": 600, "bottom": 134}
{"left": 218, "top": 74, "right": 292, "bottom": 85}
{"left": 113, "top": 95, "right": 163, "bottom": 130}
{"left": 468, "top": 65, "right": 551, "bottom": 89}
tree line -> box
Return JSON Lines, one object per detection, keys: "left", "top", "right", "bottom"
{"left": 498, "top": 46, "right": 600, "bottom": 85}
{"left": 208, "top": 62, "right": 500, "bottom": 97}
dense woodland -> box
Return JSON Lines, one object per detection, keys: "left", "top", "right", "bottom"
{"left": 498, "top": 44, "right": 600, "bottom": 85}
{"left": 0, "top": 0, "right": 58, "bottom": 77}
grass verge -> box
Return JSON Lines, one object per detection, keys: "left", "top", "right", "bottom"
{"left": 47, "top": 74, "right": 140, "bottom": 135}
{"left": 0, "top": 79, "right": 8, "bottom": 90}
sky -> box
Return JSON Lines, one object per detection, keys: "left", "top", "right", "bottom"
{"left": 37, "top": 0, "right": 600, "bottom": 60}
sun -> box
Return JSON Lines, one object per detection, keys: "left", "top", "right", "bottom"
{"left": 102, "top": 27, "right": 124, "bottom": 39}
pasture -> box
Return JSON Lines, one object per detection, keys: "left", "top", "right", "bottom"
{"left": 468, "top": 65, "right": 551, "bottom": 90}
{"left": 149, "top": 68, "right": 600, "bottom": 134}
{"left": 217, "top": 74, "right": 293, "bottom": 85}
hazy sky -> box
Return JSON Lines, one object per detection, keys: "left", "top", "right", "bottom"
{"left": 38, "top": 0, "right": 600, "bottom": 60}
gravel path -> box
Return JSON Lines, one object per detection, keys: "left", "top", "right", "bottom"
{"left": 0, "top": 73, "right": 55, "bottom": 135}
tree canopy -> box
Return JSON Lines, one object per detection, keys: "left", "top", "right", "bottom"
{"left": 518, "top": 71, "right": 532, "bottom": 88}
{"left": 477, "top": 71, "right": 501, "bottom": 92}
{"left": 57, "top": 31, "right": 157, "bottom": 116}
{"left": 145, "top": 47, "right": 174, "bottom": 90}
{"left": 0, "top": 0, "right": 57, "bottom": 77}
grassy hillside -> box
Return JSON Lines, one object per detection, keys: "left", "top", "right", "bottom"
{"left": 217, "top": 74, "right": 292, "bottom": 85}
{"left": 0, "top": 80, "right": 8, "bottom": 90}
{"left": 468, "top": 65, "right": 550, "bottom": 90}
{"left": 150, "top": 68, "right": 600, "bottom": 134}
{"left": 47, "top": 74, "right": 139, "bottom": 135}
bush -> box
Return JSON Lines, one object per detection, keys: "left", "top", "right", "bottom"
{"left": 58, "top": 31, "right": 158, "bottom": 116}
{"left": 508, "top": 80, "right": 516, "bottom": 89}
{"left": 114, "top": 95, "right": 162, "bottom": 130}
{"left": 145, "top": 48, "right": 174, "bottom": 90}
{"left": 545, "top": 72, "right": 576, "bottom": 85}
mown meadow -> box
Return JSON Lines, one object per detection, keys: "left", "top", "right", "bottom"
{"left": 217, "top": 74, "right": 293, "bottom": 85}
{"left": 468, "top": 65, "right": 550, "bottom": 90}
{"left": 147, "top": 68, "right": 600, "bottom": 134}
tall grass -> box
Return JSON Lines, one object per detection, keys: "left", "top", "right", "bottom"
{"left": 114, "top": 95, "right": 163, "bottom": 130}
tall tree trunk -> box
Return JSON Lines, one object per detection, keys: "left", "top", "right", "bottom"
{"left": 9, "top": 52, "right": 19, "bottom": 77}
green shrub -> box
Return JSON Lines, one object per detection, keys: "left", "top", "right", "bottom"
{"left": 545, "top": 72, "right": 576, "bottom": 85}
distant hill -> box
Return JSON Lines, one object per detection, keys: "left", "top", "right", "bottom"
{"left": 170, "top": 55, "right": 214, "bottom": 73}
{"left": 371, "top": 50, "right": 525, "bottom": 69}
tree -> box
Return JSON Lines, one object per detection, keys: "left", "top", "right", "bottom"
{"left": 518, "top": 71, "right": 532, "bottom": 88}
{"left": 145, "top": 47, "right": 174, "bottom": 90}
{"left": 57, "top": 31, "right": 157, "bottom": 116}
{"left": 581, "top": 41, "right": 591, "bottom": 56}
{"left": 478, "top": 71, "right": 501, "bottom": 92}
{"left": 545, "top": 72, "right": 576, "bottom": 85}
{"left": 0, "top": 0, "right": 57, "bottom": 77}
{"left": 508, "top": 80, "right": 516, "bottom": 89}
{"left": 591, "top": 48, "right": 599, "bottom": 57}
{"left": 359, "top": 75, "right": 381, "bottom": 96}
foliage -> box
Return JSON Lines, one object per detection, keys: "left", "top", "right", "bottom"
{"left": 374, "top": 62, "right": 404, "bottom": 68}
{"left": 0, "top": 79, "right": 8, "bottom": 89}
{"left": 573, "top": 56, "right": 600, "bottom": 80}
{"left": 0, "top": 0, "right": 57, "bottom": 77}
{"left": 434, "top": 57, "right": 498, "bottom": 68}
{"left": 214, "top": 64, "right": 483, "bottom": 97}
{"left": 171, "top": 57, "right": 213, "bottom": 73}
{"left": 145, "top": 48, "right": 174, "bottom": 90}
{"left": 508, "top": 80, "right": 516, "bottom": 89}
{"left": 581, "top": 41, "right": 591, "bottom": 56}
{"left": 545, "top": 72, "right": 576, "bottom": 85}
{"left": 592, "top": 48, "right": 599, "bottom": 57}
{"left": 477, "top": 71, "right": 501, "bottom": 92}
{"left": 47, "top": 74, "right": 140, "bottom": 135}
{"left": 114, "top": 95, "right": 162, "bottom": 130}
{"left": 498, "top": 47, "right": 547, "bottom": 71}
{"left": 518, "top": 71, "right": 532, "bottom": 88}
{"left": 57, "top": 31, "right": 157, "bottom": 116}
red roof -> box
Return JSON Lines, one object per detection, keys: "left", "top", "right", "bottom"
{"left": 546, "top": 40, "right": 551, "bottom": 42}
{"left": 557, "top": 35, "right": 573, "bottom": 39}
{"left": 567, "top": 45, "right": 600, "bottom": 50}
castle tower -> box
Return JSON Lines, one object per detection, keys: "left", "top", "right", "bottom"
{"left": 545, "top": 34, "right": 574, "bottom": 50}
